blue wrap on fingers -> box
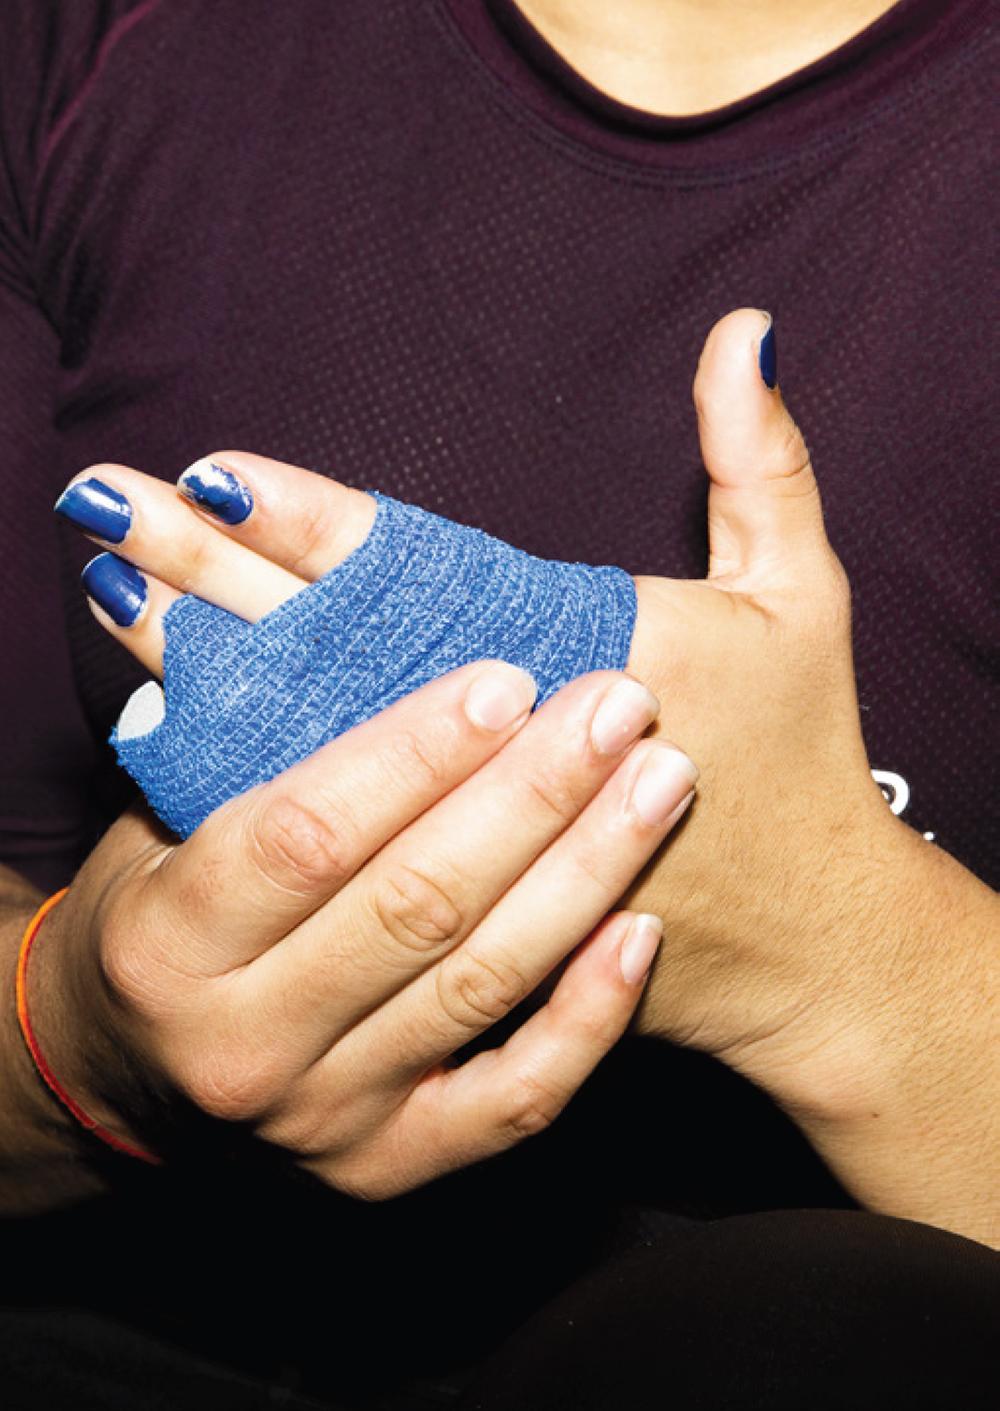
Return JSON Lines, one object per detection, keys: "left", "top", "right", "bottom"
{"left": 112, "top": 492, "right": 637, "bottom": 839}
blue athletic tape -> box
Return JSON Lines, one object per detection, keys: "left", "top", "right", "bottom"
{"left": 112, "top": 492, "right": 637, "bottom": 839}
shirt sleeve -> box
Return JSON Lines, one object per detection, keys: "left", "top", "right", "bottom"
{"left": 0, "top": 1, "right": 137, "bottom": 891}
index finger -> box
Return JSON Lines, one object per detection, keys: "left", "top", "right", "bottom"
{"left": 140, "top": 660, "right": 538, "bottom": 971}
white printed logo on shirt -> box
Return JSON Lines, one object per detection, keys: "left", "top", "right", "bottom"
{"left": 871, "top": 769, "right": 935, "bottom": 841}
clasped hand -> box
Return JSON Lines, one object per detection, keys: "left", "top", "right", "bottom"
{"left": 46, "top": 309, "right": 950, "bottom": 1204}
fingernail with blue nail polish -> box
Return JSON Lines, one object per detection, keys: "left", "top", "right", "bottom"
{"left": 758, "top": 313, "right": 777, "bottom": 390}
{"left": 54, "top": 478, "right": 133, "bottom": 543}
{"left": 177, "top": 459, "right": 254, "bottom": 525}
{"left": 82, "top": 553, "right": 147, "bottom": 628}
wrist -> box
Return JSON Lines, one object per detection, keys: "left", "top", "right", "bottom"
{"left": 707, "top": 816, "right": 893, "bottom": 1103}
{"left": 0, "top": 891, "right": 111, "bottom": 1209}
{"left": 759, "top": 817, "right": 994, "bottom": 1115}
{"left": 16, "top": 889, "right": 163, "bottom": 1167}
{"left": 732, "top": 819, "right": 1000, "bottom": 1245}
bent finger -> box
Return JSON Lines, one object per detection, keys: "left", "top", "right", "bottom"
{"left": 326, "top": 912, "right": 660, "bottom": 1198}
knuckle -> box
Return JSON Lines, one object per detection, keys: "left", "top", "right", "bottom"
{"left": 321, "top": 1111, "right": 437, "bottom": 1200}
{"left": 171, "top": 531, "right": 215, "bottom": 595}
{"left": 262, "top": 1103, "right": 334, "bottom": 1159}
{"left": 181, "top": 1071, "right": 258, "bottom": 1124}
{"left": 762, "top": 411, "right": 814, "bottom": 489}
{"left": 285, "top": 496, "right": 332, "bottom": 575}
{"left": 502, "top": 1072, "right": 567, "bottom": 1142}
{"left": 563, "top": 837, "right": 619, "bottom": 896}
{"left": 247, "top": 793, "right": 356, "bottom": 896}
{"left": 99, "top": 894, "right": 179, "bottom": 1016}
{"left": 522, "top": 764, "right": 584, "bottom": 828}
{"left": 552, "top": 987, "right": 621, "bottom": 1049}
{"left": 372, "top": 861, "right": 465, "bottom": 955}
{"left": 437, "top": 948, "right": 529, "bottom": 1030}
{"left": 176, "top": 1044, "right": 280, "bottom": 1125}
{"left": 255, "top": 1064, "right": 359, "bottom": 1158}
{"left": 321, "top": 1158, "right": 399, "bottom": 1203}
{"left": 99, "top": 928, "right": 153, "bottom": 1011}
{"left": 385, "top": 726, "right": 450, "bottom": 793}
{"left": 154, "top": 843, "right": 217, "bottom": 918}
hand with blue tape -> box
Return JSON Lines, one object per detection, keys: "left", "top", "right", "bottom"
{"left": 55, "top": 311, "right": 1000, "bottom": 1244}
{"left": 58, "top": 461, "right": 637, "bottom": 839}
{"left": 51, "top": 420, "right": 714, "bottom": 1186}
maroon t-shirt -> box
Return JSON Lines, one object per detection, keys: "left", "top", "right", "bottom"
{"left": 0, "top": 0, "right": 995, "bottom": 1394}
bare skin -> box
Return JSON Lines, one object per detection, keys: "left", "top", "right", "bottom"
{"left": 1, "top": 666, "right": 694, "bottom": 1213}
{"left": 53, "top": 311, "right": 999, "bottom": 1247}
{"left": 513, "top": 0, "right": 900, "bottom": 114}
{"left": 3, "top": 9, "right": 995, "bottom": 1251}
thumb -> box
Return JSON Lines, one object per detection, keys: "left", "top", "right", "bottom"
{"left": 693, "top": 308, "right": 831, "bottom": 588}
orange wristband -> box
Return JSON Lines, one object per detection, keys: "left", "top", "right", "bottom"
{"left": 16, "top": 888, "right": 162, "bottom": 1165}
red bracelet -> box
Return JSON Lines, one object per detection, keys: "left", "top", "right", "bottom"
{"left": 16, "top": 888, "right": 162, "bottom": 1166}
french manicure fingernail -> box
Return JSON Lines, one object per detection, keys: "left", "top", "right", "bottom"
{"left": 758, "top": 311, "right": 777, "bottom": 389}
{"left": 619, "top": 913, "right": 663, "bottom": 986}
{"left": 591, "top": 679, "right": 659, "bottom": 756}
{"left": 629, "top": 745, "right": 699, "bottom": 827}
{"left": 177, "top": 458, "right": 254, "bottom": 525}
{"left": 55, "top": 478, "right": 132, "bottom": 543}
{"left": 81, "top": 553, "right": 147, "bottom": 627}
{"left": 465, "top": 664, "right": 538, "bottom": 731}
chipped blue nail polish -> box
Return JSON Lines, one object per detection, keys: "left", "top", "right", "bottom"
{"left": 177, "top": 459, "right": 254, "bottom": 525}
{"left": 55, "top": 478, "right": 133, "bottom": 543}
{"left": 758, "top": 315, "right": 777, "bottom": 390}
{"left": 82, "top": 553, "right": 147, "bottom": 627}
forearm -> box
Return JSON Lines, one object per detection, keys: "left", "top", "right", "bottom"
{"left": 0, "top": 866, "right": 109, "bottom": 1213}
{"left": 782, "top": 831, "right": 999, "bottom": 1248}
{"left": 638, "top": 821, "right": 999, "bottom": 1247}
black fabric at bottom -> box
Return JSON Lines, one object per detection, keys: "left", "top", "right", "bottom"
{"left": 3, "top": 1209, "right": 996, "bottom": 1410}
{"left": 0, "top": 1307, "right": 345, "bottom": 1411}
{"left": 459, "top": 1209, "right": 1000, "bottom": 1411}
